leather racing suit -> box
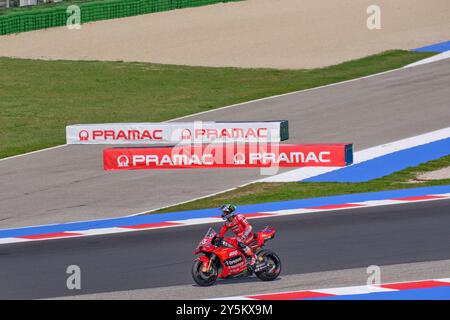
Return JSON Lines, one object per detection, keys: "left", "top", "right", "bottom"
{"left": 218, "top": 213, "right": 256, "bottom": 262}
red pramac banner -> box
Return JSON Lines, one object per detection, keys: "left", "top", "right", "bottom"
{"left": 103, "top": 143, "right": 353, "bottom": 170}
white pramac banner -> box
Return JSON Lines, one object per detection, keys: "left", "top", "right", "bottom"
{"left": 66, "top": 121, "right": 289, "bottom": 144}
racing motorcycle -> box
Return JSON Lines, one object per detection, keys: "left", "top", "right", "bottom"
{"left": 192, "top": 226, "right": 281, "bottom": 286}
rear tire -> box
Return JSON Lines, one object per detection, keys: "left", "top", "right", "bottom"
{"left": 192, "top": 260, "right": 218, "bottom": 286}
{"left": 255, "top": 250, "right": 281, "bottom": 281}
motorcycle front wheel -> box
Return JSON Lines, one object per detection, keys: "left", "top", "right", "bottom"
{"left": 255, "top": 250, "right": 282, "bottom": 281}
{"left": 192, "top": 260, "right": 218, "bottom": 286}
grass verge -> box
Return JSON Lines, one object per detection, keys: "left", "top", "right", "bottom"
{"left": 0, "top": 50, "right": 434, "bottom": 159}
{"left": 154, "top": 155, "right": 450, "bottom": 213}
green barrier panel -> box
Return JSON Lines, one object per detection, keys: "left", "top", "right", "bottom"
{"left": 280, "top": 120, "right": 289, "bottom": 141}
{"left": 0, "top": 0, "right": 240, "bottom": 35}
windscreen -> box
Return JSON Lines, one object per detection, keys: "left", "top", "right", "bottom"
{"left": 197, "top": 228, "right": 217, "bottom": 249}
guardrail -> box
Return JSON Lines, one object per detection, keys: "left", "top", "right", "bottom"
{"left": 0, "top": 0, "right": 238, "bottom": 35}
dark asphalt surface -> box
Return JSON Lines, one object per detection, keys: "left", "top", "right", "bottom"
{"left": 1, "top": 59, "right": 449, "bottom": 228}
{"left": 0, "top": 199, "right": 449, "bottom": 299}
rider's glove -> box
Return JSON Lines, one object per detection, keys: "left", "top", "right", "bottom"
{"left": 214, "top": 237, "right": 223, "bottom": 246}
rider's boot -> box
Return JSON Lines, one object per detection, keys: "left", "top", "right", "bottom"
{"left": 248, "top": 255, "right": 257, "bottom": 270}
{"left": 243, "top": 246, "right": 257, "bottom": 271}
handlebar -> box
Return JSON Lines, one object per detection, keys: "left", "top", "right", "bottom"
{"left": 212, "top": 236, "right": 223, "bottom": 247}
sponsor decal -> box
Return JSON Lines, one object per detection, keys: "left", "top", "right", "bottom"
{"left": 78, "top": 130, "right": 89, "bottom": 141}
{"left": 181, "top": 128, "right": 192, "bottom": 140}
{"left": 193, "top": 128, "right": 267, "bottom": 140}
{"left": 90, "top": 129, "right": 163, "bottom": 141}
{"left": 117, "top": 155, "right": 130, "bottom": 168}
{"left": 254, "top": 264, "right": 268, "bottom": 272}
{"left": 233, "top": 153, "right": 246, "bottom": 165}
{"left": 66, "top": 121, "right": 288, "bottom": 144}
{"left": 103, "top": 143, "right": 353, "bottom": 170}
{"left": 229, "top": 250, "right": 240, "bottom": 257}
{"left": 224, "top": 255, "right": 244, "bottom": 267}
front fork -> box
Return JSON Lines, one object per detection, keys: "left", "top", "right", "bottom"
{"left": 199, "top": 254, "right": 216, "bottom": 273}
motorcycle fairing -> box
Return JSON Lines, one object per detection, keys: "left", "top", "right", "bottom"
{"left": 213, "top": 247, "right": 247, "bottom": 278}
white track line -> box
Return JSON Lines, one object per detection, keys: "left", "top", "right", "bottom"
{"left": 404, "top": 51, "right": 450, "bottom": 68}
{"left": 2, "top": 64, "right": 407, "bottom": 163}
{"left": 1, "top": 194, "right": 448, "bottom": 245}
{"left": 315, "top": 286, "right": 396, "bottom": 295}
{"left": 136, "top": 126, "right": 450, "bottom": 215}
{"left": 0, "top": 144, "right": 67, "bottom": 162}
{"left": 215, "top": 277, "right": 450, "bottom": 300}
{"left": 260, "top": 126, "right": 450, "bottom": 182}
{"left": 127, "top": 185, "right": 247, "bottom": 216}
{"left": 167, "top": 67, "right": 406, "bottom": 122}
{"left": 2, "top": 56, "right": 444, "bottom": 220}
{"left": 2, "top": 53, "right": 444, "bottom": 162}
{"left": 170, "top": 51, "right": 448, "bottom": 123}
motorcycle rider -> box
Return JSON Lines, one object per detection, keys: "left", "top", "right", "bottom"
{"left": 217, "top": 204, "right": 257, "bottom": 270}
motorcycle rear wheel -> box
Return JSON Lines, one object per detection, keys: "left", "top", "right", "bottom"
{"left": 192, "top": 260, "right": 218, "bottom": 286}
{"left": 255, "top": 250, "right": 281, "bottom": 281}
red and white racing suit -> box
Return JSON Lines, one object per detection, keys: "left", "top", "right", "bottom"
{"left": 219, "top": 214, "right": 256, "bottom": 260}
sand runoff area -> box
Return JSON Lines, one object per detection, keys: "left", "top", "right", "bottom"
{"left": 0, "top": 0, "right": 449, "bottom": 69}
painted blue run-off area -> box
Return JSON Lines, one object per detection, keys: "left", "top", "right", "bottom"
{"left": 0, "top": 184, "right": 449, "bottom": 238}
{"left": 413, "top": 40, "right": 450, "bottom": 53}
{"left": 304, "top": 138, "right": 450, "bottom": 183}
{"left": 308, "top": 286, "right": 450, "bottom": 300}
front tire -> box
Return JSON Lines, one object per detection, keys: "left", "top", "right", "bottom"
{"left": 255, "top": 250, "right": 281, "bottom": 281}
{"left": 192, "top": 260, "right": 218, "bottom": 286}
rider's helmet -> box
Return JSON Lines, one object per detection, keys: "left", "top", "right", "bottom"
{"left": 220, "top": 204, "right": 237, "bottom": 220}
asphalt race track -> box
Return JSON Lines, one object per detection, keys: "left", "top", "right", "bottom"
{"left": 1, "top": 59, "right": 449, "bottom": 228}
{"left": 0, "top": 199, "right": 449, "bottom": 299}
